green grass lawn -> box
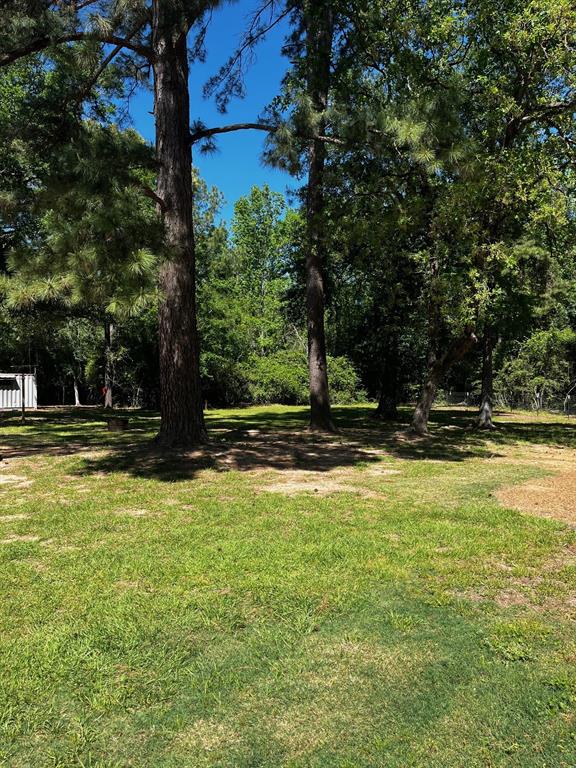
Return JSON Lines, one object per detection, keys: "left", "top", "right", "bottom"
{"left": 1, "top": 405, "right": 575, "bottom": 767}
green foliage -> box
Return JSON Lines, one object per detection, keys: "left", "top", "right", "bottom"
{"left": 242, "top": 348, "right": 309, "bottom": 405}
{"left": 230, "top": 185, "right": 293, "bottom": 357}
{"left": 495, "top": 328, "right": 576, "bottom": 407}
{"left": 327, "top": 354, "right": 367, "bottom": 404}
{"left": 0, "top": 0, "right": 575, "bottom": 418}
{"left": 5, "top": 121, "right": 160, "bottom": 315}
{"left": 242, "top": 348, "right": 364, "bottom": 406}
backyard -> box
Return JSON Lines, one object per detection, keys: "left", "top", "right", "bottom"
{"left": 1, "top": 405, "right": 575, "bottom": 767}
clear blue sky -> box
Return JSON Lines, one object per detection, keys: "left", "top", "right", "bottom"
{"left": 126, "top": 2, "right": 294, "bottom": 221}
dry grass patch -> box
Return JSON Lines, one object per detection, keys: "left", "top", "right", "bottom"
{"left": 253, "top": 456, "right": 401, "bottom": 498}
{"left": 496, "top": 470, "right": 576, "bottom": 525}
{"left": 0, "top": 474, "right": 32, "bottom": 488}
{"left": 260, "top": 479, "right": 384, "bottom": 497}
{"left": 173, "top": 719, "right": 241, "bottom": 752}
{"left": 0, "top": 534, "right": 39, "bottom": 544}
{"left": 486, "top": 442, "right": 576, "bottom": 469}
{"left": 114, "top": 580, "right": 140, "bottom": 589}
{"left": 113, "top": 508, "right": 152, "bottom": 517}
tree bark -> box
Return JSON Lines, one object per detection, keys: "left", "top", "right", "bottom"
{"left": 104, "top": 318, "right": 114, "bottom": 409}
{"left": 73, "top": 376, "right": 81, "bottom": 407}
{"left": 305, "top": 1, "right": 335, "bottom": 432}
{"left": 412, "top": 329, "right": 477, "bottom": 435}
{"left": 477, "top": 328, "right": 496, "bottom": 429}
{"left": 152, "top": 6, "right": 206, "bottom": 447}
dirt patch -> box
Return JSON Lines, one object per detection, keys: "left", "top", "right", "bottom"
{"left": 259, "top": 474, "right": 386, "bottom": 499}
{"left": 496, "top": 470, "right": 576, "bottom": 525}
{"left": 207, "top": 431, "right": 388, "bottom": 474}
{"left": 0, "top": 514, "right": 30, "bottom": 522}
{"left": 494, "top": 588, "right": 532, "bottom": 608}
{"left": 0, "top": 474, "right": 32, "bottom": 488}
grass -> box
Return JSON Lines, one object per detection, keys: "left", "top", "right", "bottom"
{"left": 0, "top": 404, "right": 575, "bottom": 767}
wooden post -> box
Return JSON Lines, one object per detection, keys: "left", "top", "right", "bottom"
{"left": 20, "top": 373, "right": 26, "bottom": 424}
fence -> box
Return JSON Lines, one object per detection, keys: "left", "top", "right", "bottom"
{"left": 437, "top": 389, "right": 576, "bottom": 416}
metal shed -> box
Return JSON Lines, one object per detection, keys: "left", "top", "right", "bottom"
{"left": 0, "top": 373, "right": 38, "bottom": 410}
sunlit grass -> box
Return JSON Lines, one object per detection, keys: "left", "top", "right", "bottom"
{"left": 0, "top": 405, "right": 575, "bottom": 766}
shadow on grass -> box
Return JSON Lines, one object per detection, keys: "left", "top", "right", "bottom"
{"left": 0, "top": 407, "right": 156, "bottom": 461}
{"left": 1, "top": 405, "right": 574, "bottom": 482}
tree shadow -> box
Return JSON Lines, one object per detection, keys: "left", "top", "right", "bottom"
{"left": 0, "top": 407, "right": 155, "bottom": 461}
{"left": 1, "top": 406, "right": 574, "bottom": 483}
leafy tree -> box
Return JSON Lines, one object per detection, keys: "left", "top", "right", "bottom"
{"left": 3, "top": 122, "right": 161, "bottom": 408}
{"left": 495, "top": 329, "right": 576, "bottom": 410}
{"left": 231, "top": 185, "right": 292, "bottom": 357}
{"left": 0, "top": 0, "right": 244, "bottom": 445}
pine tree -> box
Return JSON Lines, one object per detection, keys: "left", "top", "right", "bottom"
{"left": 0, "top": 0, "right": 236, "bottom": 445}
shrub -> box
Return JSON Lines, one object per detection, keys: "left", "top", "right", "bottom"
{"left": 240, "top": 348, "right": 365, "bottom": 405}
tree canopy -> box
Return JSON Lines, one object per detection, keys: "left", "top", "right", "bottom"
{"left": 0, "top": 0, "right": 574, "bottom": 433}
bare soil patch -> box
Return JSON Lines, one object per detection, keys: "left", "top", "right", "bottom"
{"left": 256, "top": 464, "right": 395, "bottom": 498}
{"left": 260, "top": 479, "right": 385, "bottom": 498}
{"left": 496, "top": 470, "right": 576, "bottom": 525}
{"left": 207, "top": 431, "right": 386, "bottom": 473}
{"left": 0, "top": 474, "right": 32, "bottom": 488}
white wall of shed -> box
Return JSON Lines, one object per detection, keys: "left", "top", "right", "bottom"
{"left": 0, "top": 374, "right": 38, "bottom": 410}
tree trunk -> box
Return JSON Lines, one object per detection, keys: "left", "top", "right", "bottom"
{"left": 305, "top": 2, "right": 335, "bottom": 432}
{"left": 412, "top": 246, "right": 442, "bottom": 435}
{"left": 104, "top": 319, "right": 113, "bottom": 409}
{"left": 412, "top": 329, "right": 477, "bottom": 435}
{"left": 152, "top": 8, "right": 206, "bottom": 447}
{"left": 73, "top": 376, "right": 81, "bottom": 407}
{"left": 477, "top": 328, "right": 495, "bottom": 429}
{"left": 412, "top": 377, "right": 436, "bottom": 436}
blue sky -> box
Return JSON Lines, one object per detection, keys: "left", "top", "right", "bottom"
{"left": 126, "top": 2, "right": 294, "bottom": 221}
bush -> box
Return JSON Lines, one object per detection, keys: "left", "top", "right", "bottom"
{"left": 241, "top": 348, "right": 365, "bottom": 406}
{"left": 201, "top": 352, "right": 250, "bottom": 405}
{"left": 328, "top": 355, "right": 367, "bottom": 404}
{"left": 242, "top": 349, "right": 309, "bottom": 404}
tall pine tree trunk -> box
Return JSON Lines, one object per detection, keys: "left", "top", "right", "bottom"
{"left": 305, "top": 1, "right": 335, "bottom": 432}
{"left": 477, "top": 328, "right": 495, "bottom": 429}
{"left": 153, "top": 8, "right": 206, "bottom": 447}
{"left": 104, "top": 318, "right": 114, "bottom": 409}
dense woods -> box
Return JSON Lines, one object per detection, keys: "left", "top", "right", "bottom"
{"left": 0, "top": 0, "right": 575, "bottom": 440}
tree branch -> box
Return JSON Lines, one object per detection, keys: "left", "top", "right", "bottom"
{"left": 203, "top": 2, "right": 290, "bottom": 108}
{"left": 133, "top": 182, "right": 166, "bottom": 212}
{"left": 520, "top": 98, "right": 576, "bottom": 124}
{"left": 189, "top": 122, "right": 345, "bottom": 146}
{"left": 189, "top": 122, "right": 276, "bottom": 143}
{"left": 71, "top": 19, "right": 149, "bottom": 103}
{"left": 0, "top": 31, "right": 153, "bottom": 68}
{"left": 0, "top": 33, "right": 84, "bottom": 67}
